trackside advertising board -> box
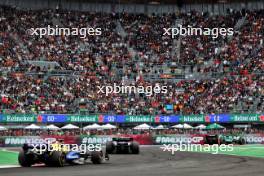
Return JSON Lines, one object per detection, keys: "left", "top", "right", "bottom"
{"left": 153, "top": 135, "right": 205, "bottom": 144}
{"left": 1, "top": 134, "right": 264, "bottom": 147}
{"left": 0, "top": 114, "right": 263, "bottom": 123}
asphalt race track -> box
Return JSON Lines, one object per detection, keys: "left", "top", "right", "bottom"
{"left": 0, "top": 146, "right": 264, "bottom": 176}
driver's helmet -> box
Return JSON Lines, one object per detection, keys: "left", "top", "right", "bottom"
{"left": 58, "top": 139, "right": 65, "bottom": 144}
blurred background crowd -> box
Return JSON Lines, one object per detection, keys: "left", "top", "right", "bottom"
{"left": 0, "top": 6, "right": 263, "bottom": 116}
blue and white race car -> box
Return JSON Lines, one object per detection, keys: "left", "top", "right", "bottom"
{"left": 18, "top": 142, "right": 109, "bottom": 167}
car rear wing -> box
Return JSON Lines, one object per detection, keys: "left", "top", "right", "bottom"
{"left": 112, "top": 137, "right": 134, "bottom": 142}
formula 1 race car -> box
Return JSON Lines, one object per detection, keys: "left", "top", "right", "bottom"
{"left": 18, "top": 143, "right": 109, "bottom": 167}
{"left": 219, "top": 134, "right": 246, "bottom": 145}
{"left": 204, "top": 134, "right": 246, "bottom": 145}
{"left": 204, "top": 134, "right": 219, "bottom": 145}
{"left": 106, "top": 137, "right": 139, "bottom": 154}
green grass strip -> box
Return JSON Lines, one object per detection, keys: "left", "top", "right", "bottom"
{"left": 187, "top": 144, "right": 264, "bottom": 158}
{"left": 0, "top": 150, "right": 19, "bottom": 165}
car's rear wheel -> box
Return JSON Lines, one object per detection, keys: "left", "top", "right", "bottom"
{"left": 48, "top": 151, "right": 65, "bottom": 167}
{"left": 106, "top": 141, "right": 114, "bottom": 154}
{"left": 239, "top": 138, "right": 246, "bottom": 145}
{"left": 219, "top": 138, "right": 224, "bottom": 145}
{"left": 18, "top": 150, "right": 33, "bottom": 167}
{"left": 131, "top": 142, "right": 139, "bottom": 154}
{"left": 91, "top": 151, "right": 103, "bottom": 164}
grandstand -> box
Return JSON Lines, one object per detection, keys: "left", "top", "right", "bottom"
{"left": 0, "top": 2, "right": 264, "bottom": 176}
{"left": 0, "top": 0, "right": 263, "bottom": 117}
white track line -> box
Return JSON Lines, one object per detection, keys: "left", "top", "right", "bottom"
{"left": 236, "top": 147, "right": 264, "bottom": 149}
{"left": 0, "top": 149, "right": 19, "bottom": 153}
{"left": 0, "top": 165, "right": 20, "bottom": 169}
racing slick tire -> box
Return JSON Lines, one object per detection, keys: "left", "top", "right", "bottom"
{"left": 91, "top": 151, "right": 103, "bottom": 164}
{"left": 48, "top": 151, "right": 66, "bottom": 167}
{"left": 131, "top": 141, "right": 139, "bottom": 154}
{"left": 18, "top": 150, "right": 33, "bottom": 167}
{"left": 238, "top": 138, "right": 246, "bottom": 145}
{"left": 106, "top": 141, "right": 114, "bottom": 154}
{"left": 219, "top": 138, "right": 224, "bottom": 145}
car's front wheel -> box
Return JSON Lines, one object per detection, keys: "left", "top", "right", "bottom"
{"left": 106, "top": 141, "right": 114, "bottom": 154}
{"left": 18, "top": 150, "right": 33, "bottom": 167}
{"left": 131, "top": 142, "right": 140, "bottom": 154}
{"left": 238, "top": 138, "right": 246, "bottom": 145}
{"left": 91, "top": 151, "right": 103, "bottom": 164}
{"left": 47, "top": 151, "right": 65, "bottom": 167}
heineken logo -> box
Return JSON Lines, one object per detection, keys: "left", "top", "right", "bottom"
{"left": 98, "top": 115, "right": 104, "bottom": 123}
{"left": 70, "top": 115, "right": 97, "bottom": 122}
{"left": 37, "top": 115, "right": 43, "bottom": 122}
{"left": 232, "top": 114, "right": 258, "bottom": 122}
{"left": 127, "top": 116, "right": 151, "bottom": 122}
{"left": 205, "top": 115, "right": 210, "bottom": 122}
{"left": 154, "top": 116, "right": 160, "bottom": 123}
{"left": 181, "top": 116, "right": 204, "bottom": 122}
{"left": 5, "top": 115, "right": 35, "bottom": 122}
{"left": 259, "top": 115, "right": 264, "bottom": 122}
